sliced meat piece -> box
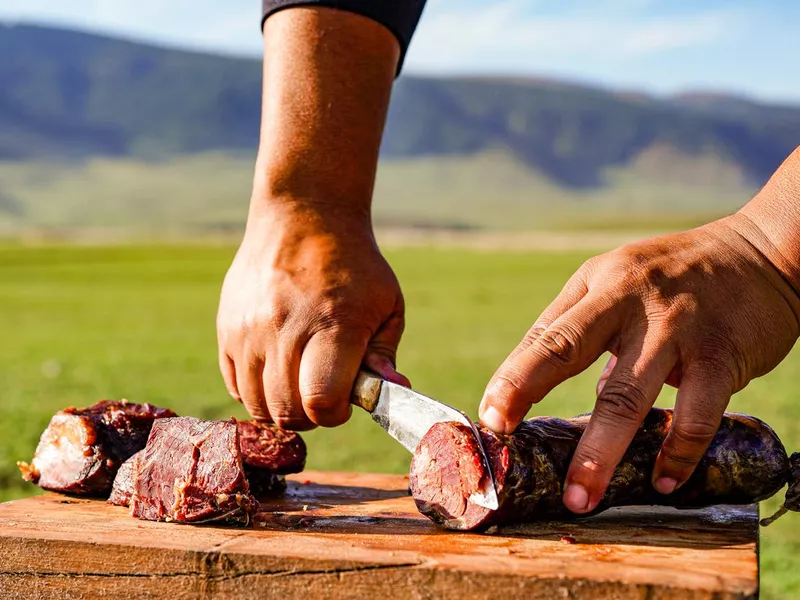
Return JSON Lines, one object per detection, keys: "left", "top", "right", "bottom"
{"left": 109, "top": 420, "right": 301, "bottom": 508}
{"left": 236, "top": 420, "right": 306, "bottom": 474}
{"left": 131, "top": 417, "right": 256, "bottom": 523}
{"left": 18, "top": 400, "right": 176, "bottom": 496}
{"left": 108, "top": 450, "right": 142, "bottom": 507}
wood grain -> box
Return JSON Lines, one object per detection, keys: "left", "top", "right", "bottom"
{"left": 0, "top": 470, "right": 758, "bottom": 599}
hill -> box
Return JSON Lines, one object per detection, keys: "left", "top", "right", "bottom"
{"left": 2, "top": 23, "right": 800, "bottom": 189}
{"left": 1, "top": 23, "right": 799, "bottom": 235}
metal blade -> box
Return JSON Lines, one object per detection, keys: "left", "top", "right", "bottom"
{"left": 370, "top": 381, "right": 499, "bottom": 510}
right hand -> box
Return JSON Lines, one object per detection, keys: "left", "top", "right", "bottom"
{"left": 216, "top": 200, "right": 408, "bottom": 430}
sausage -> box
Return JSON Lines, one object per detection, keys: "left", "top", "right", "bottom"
{"left": 410, "top": 408, "right": 798, "bottom": 531}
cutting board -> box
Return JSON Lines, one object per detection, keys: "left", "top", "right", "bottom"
{"left": 0, "top": 471, "right": 758, "bottom": 599}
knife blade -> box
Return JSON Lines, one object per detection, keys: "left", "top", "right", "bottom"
{"left": 350, "top": 370, "right": 499, "bottom": 510}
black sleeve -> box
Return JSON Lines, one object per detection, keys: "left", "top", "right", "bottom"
{"left": 261, "top": 1, "right": 427, "bottom": 74}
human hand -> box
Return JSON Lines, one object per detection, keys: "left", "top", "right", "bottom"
{"left": 217, "top": 202, "right": 407, "bottom": 430}
{"left": 478, "top": 216, "right": 800, "bottom": 513}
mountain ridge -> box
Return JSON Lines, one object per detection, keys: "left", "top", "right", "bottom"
{"left": 2, "top": 22, "right": 799, "bottom": 191}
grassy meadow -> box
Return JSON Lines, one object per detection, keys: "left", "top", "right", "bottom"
{"left": 0, "top": 151, "right": 748, "bottom": 237}
{"left": 1, "top": 243, "right": 798, "bottom": 597}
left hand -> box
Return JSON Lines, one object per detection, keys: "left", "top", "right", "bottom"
{"left": 478, "top": 215, "right": 800, "bottom": 514}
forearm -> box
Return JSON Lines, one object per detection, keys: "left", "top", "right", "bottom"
{"left": 253, "top": 7, "right": 400, "bottom": 220}
{"left": 730, "top": 146, "right": 800, "bottom": 293}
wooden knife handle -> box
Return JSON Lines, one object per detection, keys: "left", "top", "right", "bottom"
{"left": 351, "top": 370, "right": 383, "bottom": 413}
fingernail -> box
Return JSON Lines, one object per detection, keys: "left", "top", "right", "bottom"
{"left": 595, "top": 376, "right": 608, "bottom": 397}
{"left": 372, "top": 358, "right": 411, "bottom": 387}
{"left": 601, "top": 359, "right": 613, "bottom": 378}
{"left": 563, "top": 483, "right": 590, "bottom": 513}
{"left": 479, "top": 406, "right": 506, "bottom": 433}
{"left": 654, "top": 477, "right": 678, "bottom": 495}
{"left": 383, "top": 370, "right": 409, "bottom": 387}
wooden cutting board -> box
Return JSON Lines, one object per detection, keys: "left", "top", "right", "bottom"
{"left": 0, "top": 470, "right": 758, "bottom": 600}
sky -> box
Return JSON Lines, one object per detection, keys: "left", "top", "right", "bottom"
{"left": 1, "top": 0, "right": 799, "bottom": 104}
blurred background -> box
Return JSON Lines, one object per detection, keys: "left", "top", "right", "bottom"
{"left": 1, "top": 1, "right": 799, "bottom": 596}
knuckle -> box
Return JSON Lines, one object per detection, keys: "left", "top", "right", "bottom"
{"left": 242, "top": 302, "right": 292, "bottom": 336}
{"left": 515, "top": 323, "right": 549, "bottom": 354}
{"left": 594, "top": 386, "right": 649, "bottom": 424}
{"left": 532, "top": 324, "right": 581, "bottom": 366}
{"left": 302, "top": 389, "right": 344, "bottom": 413}
{"left": 527, "top": 322, "right": 549, "bottom": 342}
{"left": 695, "top": 329, "right": 737, "bottom": 363}
{"left": 311, "top": 304, "right": 374, "bottom": 336}
{"left": 656, "top": 301, "right": 692, "bottom": 336}
{"left": 609, "top": 246, "right": 650, "bottom": 274}
{"left": 263, "top": 303, "right": 292, "bottom": 332}
{"left": 670, "top": 419, "right": 719, "bottom": 448}
{"left": 579, "top": 254, "right": 605, "bottom": 277}
{"left": 688, "top": 353, "right": 740, "bottom": 390}
{"left": 572, "top": 446, "right": 612, "bottom": 477}
{"left": 243, "top": 350, "right": 264, "bottom": 373}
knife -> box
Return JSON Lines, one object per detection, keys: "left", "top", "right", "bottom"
{"left": 350, "top": 370, "right": 499, "bottom": 510}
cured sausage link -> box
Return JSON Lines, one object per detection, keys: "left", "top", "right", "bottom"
{"left": 410, "top": 408, "right": 796, "bottom": 531}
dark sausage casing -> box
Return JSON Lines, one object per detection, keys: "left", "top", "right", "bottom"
{"left": 410, "top": 408, "right": 798, "bottom": 531}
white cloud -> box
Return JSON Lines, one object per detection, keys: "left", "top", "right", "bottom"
{"left": 406, "top": 1, "right": 743, "bottom": 72}
{"left": 0, "top": 0, "right": 262, "bottom": 56}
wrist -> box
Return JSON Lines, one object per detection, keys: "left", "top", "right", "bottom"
{"left": 244, "top": 190, "right": 375, "bottom": 245}
{"left": 731, "top": 146, "right": 800, "bottom": 294}
{"left": 251, "top": 158, "right": 372, "bottom": 220}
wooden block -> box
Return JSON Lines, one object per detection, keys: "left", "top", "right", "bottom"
{"left": 0, "top": 470, "right": 758, "bottom": 599}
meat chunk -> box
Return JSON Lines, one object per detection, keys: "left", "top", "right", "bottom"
{"left": 111, "top": 422, "right": 294, "bottom": 508}
{"left": 108, "top": 450, "right": 142, "bottom": 507}
{"left": 131, "top": 417, "right": 255, "bottom": 523}
{"left": 410, "top": 408, "right": 794, "bottom": 531}
{"left": 237, "top": 420, "right": 306, "bottom": 474}
{"left": 18, "top": 400, "right": 176, "bottom": 496}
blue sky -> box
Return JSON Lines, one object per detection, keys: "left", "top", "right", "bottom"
{"left": 1, "top": 0, "right": 798, "bottom": 103}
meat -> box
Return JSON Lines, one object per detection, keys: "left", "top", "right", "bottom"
{"left": 237, "top": 420, "right": 306, "bottom": 475}
{"left": 17, "top": 400, "right": 176, "bottom": 496}
{"left": 410, "top": 408, "right": 798, "bottom": 531}
{"left": 130, "top": 417, "right": 256, "bottom": 523}
{"left": 244, "top": 469, "right": 287, "bottom": 498}
{"left": 110, "top": 420, "right": 299, "bottom": 508}
{"left": 108, "top": 451, "right": 141, "bottom": 507}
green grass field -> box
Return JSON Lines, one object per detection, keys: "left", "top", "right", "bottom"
{"left": 0, "top": 151, "right": 748, "bottom": 237}
{"left": 1, "top": 243, "right": 798, "bottom": 597}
